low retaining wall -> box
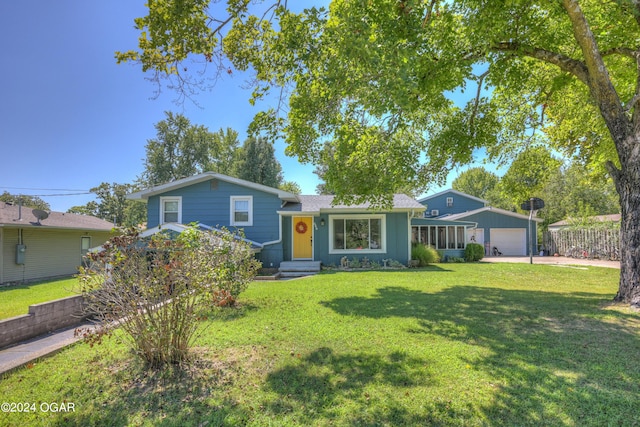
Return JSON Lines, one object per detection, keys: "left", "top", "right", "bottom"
{"left": 0, "top": 295, "right": 87, "bottom": 349}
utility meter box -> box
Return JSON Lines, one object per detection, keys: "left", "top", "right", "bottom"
{"left": 15, "top": 244, "right": 26, "bottom": 265}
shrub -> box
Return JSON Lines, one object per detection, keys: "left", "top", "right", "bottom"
{"left": 78, "top": 226, "right": 260, "bottom": 368}
{"left": 411, "top": 244, "right": 440, "bottom": 266}
{"left": 464, "top": 243, "right": 485, "bottom": 262}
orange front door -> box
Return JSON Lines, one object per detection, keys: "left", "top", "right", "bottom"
{"left": 293, "top": 216, "right": 313, "bottom": 259}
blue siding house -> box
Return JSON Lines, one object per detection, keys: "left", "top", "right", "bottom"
{"left": 417, "top": 189, "right": 543, "bottom": 256}
{"left": 418, "top": 189, "right": 486, "bottom": 218}
{"left": 129, "top": 173, "right": 428, "bottom": 268}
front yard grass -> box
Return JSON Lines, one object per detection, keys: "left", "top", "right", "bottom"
{"left": 1, "top": 264, "right": 638, "bottom": 426}
{"left": 0, "top": 277, "right": 77, "bottom": 319}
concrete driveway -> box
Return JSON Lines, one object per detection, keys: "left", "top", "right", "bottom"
{"left": 481, "top": 255, "right": 620, "bottom": 269}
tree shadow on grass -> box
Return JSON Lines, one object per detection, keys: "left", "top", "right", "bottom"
{"left": 47, "top": 350, "right": 254, "bottom": 427}
{"left": 320, "top": 286, "right": 640, "bottom": 426}
{"left": 262, "top": 346, "right": 474, "bottom": 425}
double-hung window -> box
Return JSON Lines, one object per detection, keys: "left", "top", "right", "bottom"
{"left": 330, "top": 215, "right": 385, "bottom": 253}
{"left": 81, "top": 236, "right": 91, "bottom": 266}
{"left": 230, "top": 196, "right": 253, "bottom": 226}
{"left": 160, "top": 197, "right": 182, "bottom": 223}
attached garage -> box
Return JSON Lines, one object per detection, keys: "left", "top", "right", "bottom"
{"left": 490, "top": 228, "right": 527, "bottom": 256}
{"left": 446, "top": 206, "right": 542, "bottom": 257}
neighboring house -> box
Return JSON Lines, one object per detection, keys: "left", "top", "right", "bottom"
{"left": 547, "top": 214, "right": 621, "bottom": 232}
{"left": 417, "top": 189, "right": 543, "bottom": 256}
{"left": 128, "top": 172, "right": 434, "bottom": 268}
{"left": 0, "top": 202, "right": 114, "bottom": 285}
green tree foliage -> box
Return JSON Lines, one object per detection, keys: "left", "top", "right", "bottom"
{"left": 539, "top": 162, "right": 619, "bottom": 226}
{"left": 279, "top": 180, "right": 301, "bottom": 194}
{"left": 119, "top": 1, "right": 640, "bottom": 304}
{"left": 207, "top": 127, "right": 242, "bottom": 175}
{"left": 236, "top": 136, "right": 283, "bottom": 188}
{"left": 67, "top": 201, "right": 100, "bottom": 217}
{"left": 78, "top": 226, "right": 260, "bottom": 368}
{"left": 143, "top": 112, "right": 216, "bottom": 185}
{"left": 451, "top": 167, "right": 502, "bottom": 205}
{"left": 497, "top": 146, "right": 562, "bottom": 211}
{"left": 69, "top": 183, "right": 146, "bottom": 227}
{"left": 0, "top": 192, "right": 50, "bottom": 210}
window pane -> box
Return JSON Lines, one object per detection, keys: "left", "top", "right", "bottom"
{"left": 164, "top": 201, "right": 178, "bottom": 212}
{"left": 437, "top": 226, "right": 446, "bottom": 249}
{"left": 370, "top": 219, "right": 381, "bottom": 249}
{"left": 81, "top": 237, "right": 91, "bottom": 252}
{"left": 346, "top": 219, "right": 369, "bottom": 249}
{"left": 333, "top": 219, "right": 344, "bottom": 250}
{"left": 165, "top": 212, "right": 178, "bottom": 223}
{"left": 411, "top": 226, "right": 419, "bottom": 244}
{"left": 420, "top": 227, "right": 427, "bottom": 245}
{"left": 448, "top": 227, "right": 456, "bottom": 249}
{"left": 234, "top": 211, "right": 249, "bottom": 223}
{"left": 234, "top": 200, "right": 249, "bottom": 212}
{"left": 457, "top": 227, "right": 465, "bottom": 249}
{"left": 430, "top": 226, "right": 436, "bottom": 248}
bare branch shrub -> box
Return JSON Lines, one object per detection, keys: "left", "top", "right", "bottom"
{"left": 77, "top": 226, "right": 261, "bottom": 368}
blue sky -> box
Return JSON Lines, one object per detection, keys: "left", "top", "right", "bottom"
{"left": 0, "top": 1, "right": 489, "bottom": 213}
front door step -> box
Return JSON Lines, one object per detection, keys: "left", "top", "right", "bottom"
{"left": 278, "top": 261, "right": 321, "bottom": 277}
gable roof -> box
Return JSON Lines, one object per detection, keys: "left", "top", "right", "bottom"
{"left": 445, "top": 206, "right": 544, "bottom": 223}
{"left": 0, "top": 202, "right": 114, "bottom": 230}
{"left": 139, "top": 223, "right": 263, "bottom": 252}
{"left": 417, "top": 189, "right": 488, "bottom": 205}
{"left": 127, "top": 172, "right": 299, "bottom": 202}
{"left": 279, "top": 194, "right": 426, "bottom": 214}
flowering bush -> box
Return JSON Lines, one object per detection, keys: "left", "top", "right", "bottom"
{"left": 78, "top": 225, "right": 260, "bottom": 368}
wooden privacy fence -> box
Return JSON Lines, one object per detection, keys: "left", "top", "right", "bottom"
{"left": 543, "top": 228, "right": 620, "bottom": 260}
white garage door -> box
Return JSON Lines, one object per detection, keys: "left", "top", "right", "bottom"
{"left": 490, "top": 228, "right": 527, "bottom": 256}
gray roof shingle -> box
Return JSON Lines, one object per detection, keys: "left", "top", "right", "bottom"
{"left": 0, "top": 202, "right": 113, "bottom": 230}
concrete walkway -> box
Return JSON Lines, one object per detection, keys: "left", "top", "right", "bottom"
{"left": 0, "top": 323, "right": 93, "bottom": 375}
{"left": 481, "top": 255, "right": 620, "bottom": 269}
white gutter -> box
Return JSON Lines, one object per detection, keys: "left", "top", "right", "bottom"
{"left": 407, "top": 212, "right": 412, "bottom": 264}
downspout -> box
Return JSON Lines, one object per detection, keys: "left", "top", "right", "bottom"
{"left": 0, "top": 227, "right": 4, "bottom": 285}
{"left": 408, "top": 211, "right": 413, "bottom": 265}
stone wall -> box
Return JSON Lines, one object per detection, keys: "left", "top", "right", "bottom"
{"left": 0, "top": 295, "right": 86, "bottom": 349}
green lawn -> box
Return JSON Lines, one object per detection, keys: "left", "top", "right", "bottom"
{"left": 1, "top": 264, "right": 638, "bottom": 426}
{"left": 0, "top": 277, "right": 77, "bottom": 319}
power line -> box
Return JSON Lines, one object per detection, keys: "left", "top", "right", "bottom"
{"left": 0, "top": 186, "right": 90, "bottom": 192}
{"left": 28, "top": 192, "right": 93, "bottom": 197}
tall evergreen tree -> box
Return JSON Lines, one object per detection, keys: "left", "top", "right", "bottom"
{"left": 236, "top": 137, "right": 283, "bottom": 188}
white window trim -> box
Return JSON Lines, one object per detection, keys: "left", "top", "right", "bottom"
{"left": 329, "top": 214, "right": 386, "bottom": 254}
{"left": 159, "top": 196, "right": 182, "bottom": 224}
{"left": 446, "top": 197, "right": 454, "bottom": 207}
{"left": 230, "top": 196, "right": 253, "bottom": 226}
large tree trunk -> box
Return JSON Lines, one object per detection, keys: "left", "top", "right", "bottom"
{"left": 612, "top": 139, "right": 640, "bottom": 307}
